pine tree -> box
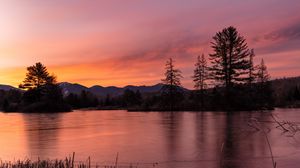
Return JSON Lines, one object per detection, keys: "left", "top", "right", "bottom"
{"left": 18, "top": 62, "right": 70, "bottom": 112}
{"left": 19, "top": 62, "right": 56, "bottom": 90}
{"left": 209, "top": 26, "right": 251, "bottom": 88}
{"left": 193, "top": 54, "right": 209, "bottom": 90}
{"left": 257, "top": 59, "right": 270, "bottom": 84}
{"left": 192, "top": 54, "right": 208, "bottom": 108}
{"left": 161, "top": 58, "right": 183, "bottom": 110}
{"left": 162, "top": 58, "right": 183, "bottom": 87}
{"left": 209, "top": 26, "right": 251, "bottom": 110}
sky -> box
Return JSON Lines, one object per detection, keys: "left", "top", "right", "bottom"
{"left": 0, "top": 0, "right": 299, "bottom": 89}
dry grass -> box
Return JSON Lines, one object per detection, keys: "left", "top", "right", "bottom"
{"left": 0, "top": 153, "right": 159, "bottom": 168}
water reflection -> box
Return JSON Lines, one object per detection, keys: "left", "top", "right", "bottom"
{"left": 194, "top": 112, "right": 224, "bottom": 165}
{"left": 22, "top": 113, "right": 62, "bottom": 158}
{"left": 160, "top": 112, "right": 182, "bottom": 162}
{"left": 0, "top": 110, "right": 299, "bottom": 168}
{"left": 221, "top": 112, "right": 271, "bottom": 168}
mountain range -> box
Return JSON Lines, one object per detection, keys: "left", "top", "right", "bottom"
{"left": 58, "top": 82, "right": 165, "bottom": 97}
{"left": 0, "top": 84, "right": 19, "bottom": 91}
{"left": 0, "top": 82, "right": 165, "bottom": 97}
{"left": 1, "top": 76, "right": 300, "bottom": 98}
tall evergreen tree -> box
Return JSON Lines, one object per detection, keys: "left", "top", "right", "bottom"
{"left": 192, "top": 54, "right": 209, "bottom": 108}
{"left": 193, "top": 54, "right": 209, "bottom": 90}
{"left": 162, "top": 58, "right": 183, "bottom": 87}
{"left": 161, "top": 58, "right": 183, "bottom": 110}
{"left": 209, "top": 26, "right": 251, "bottom": 88}
{"left": 209, "top": 26, "right": 251, "bottom": 109}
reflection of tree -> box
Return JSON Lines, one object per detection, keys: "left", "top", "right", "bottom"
{"left": 195, "top": 113, "right": 206, "bottom": 149}
{"left": 194, "top": 113, "right": 210, "bottom": 159}
{"left": 194, "top": 112, "right": 226, "bottom": 162}
{"left": 160, "top": 112, "right": 182, "bottom": 161}
{"left": 221, "top": 112, "right": 270, "bottom": 168}
{"left": 22, "top": 113, "right": 62, "bottom": 159}
{"left": 158, "top": 112, "right": 272, "bottom": 167}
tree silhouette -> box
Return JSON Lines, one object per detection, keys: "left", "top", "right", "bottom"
{"left": 193, "top": 54, "right": 209, "bottom": 90}
{"left": 192, "top": 54, "right": 209, "bottom": 108}
{"left": 161, "top": 58, "right": 183, "bottom": 110}
{"left": 19, "top": 62, "right": 56, "bottom": 90}
{"left": 209, "top": 26, "right": 250, "bottom": 87}
{"left": 209, "top": 26, "right": 251, "bottom": 109}
{"left": 256, "top": 59, "right": 273, "bottom": 108}
{"left": 122, "top": 89, "right": 142, "bottom": 107}
{"left": 257, "top": 59, "right": 270, "bottom": 84}
{"left": 162, "top": 58, "right": 183, "bottom": 87}
{"left": 248, "top": 49, "right": 257, "bottom": 85}
{"left": 18, "top": 62, "right": 70, "bottom": 112}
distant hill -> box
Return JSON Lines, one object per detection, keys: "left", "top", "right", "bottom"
{"left": 59, "top": 82, "right": 89, "bottom": 95}
{"left": 271, "top": 76, "right": 300, "bottom": 87}
{"left": 59, "top": 82, "right": 164, "bottom": 97}
{"left": 0, "top": 84, "right": 19, "bottom": 91}
{"left": 271, "top": 76, "right": 300, "bottom": 94}
{"left": 270, "top": 76, "right": 300, "bottom": 105}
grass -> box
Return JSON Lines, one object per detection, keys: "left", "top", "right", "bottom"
{"left": 0, "top": 152, "right": 159, "bottom": 168}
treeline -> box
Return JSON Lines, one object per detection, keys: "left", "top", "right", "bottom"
{"left": 1, "top": 77, "right": 299, "bottom": 112}
{"left": 272, "top": 77, "right": 300, "bottom": 107}
{"left": 64, "top": 89, "right": 143, "bottom": 110}
{"left": 154, "top": 26, "right": 274, "bottom": 111}
{"left": 94, "top": 26, "right": 278, "bottom": 111}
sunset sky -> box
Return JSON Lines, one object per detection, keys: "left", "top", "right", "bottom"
{"left": 0, "top": 0, "right": 299, "bottom": 89}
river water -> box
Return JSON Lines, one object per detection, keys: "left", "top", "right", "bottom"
{"left": 0, "top": 109, "right": 300, "bottom": 168}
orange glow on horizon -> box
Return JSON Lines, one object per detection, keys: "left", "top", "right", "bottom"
{"left": 0, "top": 59, "right": 164, "bottom": 88}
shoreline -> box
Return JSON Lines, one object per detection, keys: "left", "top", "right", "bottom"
{"left": 2, "top": 106, "right": 300, "bottom": 114}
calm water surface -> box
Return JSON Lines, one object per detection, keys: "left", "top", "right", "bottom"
{"left": 0, "top": 109, "right": 300, "bottom": 168}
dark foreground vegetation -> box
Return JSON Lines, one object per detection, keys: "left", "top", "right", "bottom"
{"left": 0, "top": 26, "right": 299, "bottom": 112}
{"left": 0, "top": 153, "right": 149, "bottom": 168}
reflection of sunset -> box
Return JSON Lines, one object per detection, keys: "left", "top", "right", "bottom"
{"left": 0, "top": 1, "right": 299, "bottom": 88}
{"left": 0, "top": 113, "right": 27, "bottom": 159}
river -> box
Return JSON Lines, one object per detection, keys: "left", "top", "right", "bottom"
{"left": 0, "top": 108, "right": 300, "bottom": 168}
